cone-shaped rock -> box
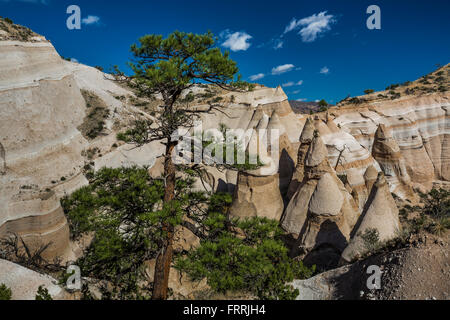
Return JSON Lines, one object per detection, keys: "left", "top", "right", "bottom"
{"left": 341, "top": 173, "right": 401, "bottom": 263}
{"left": 282, "top": 134, "right": 360, "bottom": 269}
{"left": 363, "top": 165, "right": 378, "bottom": 194}
{"left": 306, "top": 132, "right": 329, "bottom": 167}
{"left": 286, "top": 117, "right": 315, "bottom": 200}
{"left": 372, "top": 124, "right": 416, "bottom": 200}
{"left": 309, "top": 173, "right": 344, "bottom": 216}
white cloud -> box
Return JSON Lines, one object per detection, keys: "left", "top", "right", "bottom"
{"left": 320, "top": 66, "right": 330, "bottom": 74}
{"left": 296, "top": 98, "right": 307, "bottom": 102}
{"left": 249, "top": 73, "right": 265, "bottom": 81}
{"left": 271, "top": 64, "right": 295, "bottom": 75}
{"left": 274, "top": 39, "right": 283, "bottom": 50}
{"left": 82, "top": 15, "right": 100, "bottom": 25}
{"left": 284, "top": 11, "right": 335, "bottom": 42}
{"left": 283, "top": 80, "right": 303, "bottom": 87}
{"left": 284, "top": 19, "right": 298, "bottom": 34}
{"left": 221, "top": 31, "right": 252, "bottom": 52}
{"left": 291, "top": 90, "right": 301, "bottom": 94}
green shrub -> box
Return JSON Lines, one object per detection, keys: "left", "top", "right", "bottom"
{"left": 176, "top": 211, "right": 316, "bottom": 300}
{"left": 386, "top": 84, "right": 399, "bottom": 90}
{"left": 35, "top": 285, "right": 53, "bottom": 300}
{"left": 360, "top": 228, "right": 381, "bottom": 253}
{"left": 403, "top": 189, "right": 449, "bottom": 236}
{"left": 364, "top": 89, "right": 374, "bottom": 95}
{"left": 318, "top": 99, "right": 328, "bottom": 107}
{"left": 4, "top": 18, "right": 13, "bottom": 24}
{"left": 0, "top": 283, "right": 12, "bottom": 300}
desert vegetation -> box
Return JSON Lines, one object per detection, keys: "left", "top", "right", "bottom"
{"left": 356, "top": 188, "right": 450, "bottom": 260}
{"left": 337, "top": 65, "right": 449, "bottom": 108}
{"left": 62, "top": 167, "right": 314, "bottom": 300}
{"left": 0, "top": 283, "right": 12, "bottom": 300}
{"left": 0, "top": 17, "right": 36, "bottom": 41}
{"left": 78, "top": 90, "right": 110, "bottom": 140}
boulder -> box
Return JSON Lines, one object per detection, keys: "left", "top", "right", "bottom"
{"left": 0, "top": 259, "right": 69, "bottom": 300}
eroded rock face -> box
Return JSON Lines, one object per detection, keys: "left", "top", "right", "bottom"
{"left": 341, "top": 173, "right": 401, "bottom": 263}
{"left": 333, "top": 91, "right": 449, "bottom": 192}
{"left": 0, "top": 259, "right": 68, "bottom": 300}
{"left": 309, "top": 173, "right": 344, "bottom": 216}
{"left": 371, "top": 124, "right": 416, "bottom": 200}
{"left": 0, "top": 38, "right": 88, "bottom": 259}
{"left": 1, "top": 22, "right": 448, "bottom": 293}
{"left": 286, "top": 117, "right": 315, "bottom": 200}
{"left": 229, "top": 171, "right": 284, "bottom": 220}
{"left": 282, "top": 133, "right": 360, "bottom": 268}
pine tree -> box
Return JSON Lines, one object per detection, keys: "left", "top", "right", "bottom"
{"left": 112, "top": 31, "right": 251, "bottom": 299}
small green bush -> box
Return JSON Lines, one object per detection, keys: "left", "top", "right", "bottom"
{"left": 360, "top": 228, "right": 381, "bottom": 253}
{"left": 35, "top": 285, "right": 53, "bottom": 300}
{"left": 176, "top": 210, "right": 316, "bottom": 300}
{"left": 0, "top": 283, "right": 12, "bottom": 300}
{"left": 318, "top": 99, "right": 328, "bottom": 107}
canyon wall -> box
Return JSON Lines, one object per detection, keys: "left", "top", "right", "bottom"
{"left": 0, "top": 21, "right": 448, "bottom": 265}
{"left": 0, "top": 37, "right": 88, "bottom": 259}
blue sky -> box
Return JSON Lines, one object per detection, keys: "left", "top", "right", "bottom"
{"left": 1, "top": 0, "right": 449, "bottom": 103}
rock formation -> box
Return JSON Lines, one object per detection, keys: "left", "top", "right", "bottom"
{"left": 341, "top": 172, "right": 401, "bottom": 263}
{"left": 286, "top": 117, "right": 314, "bottom": 200}
{"left": 282, "top": 132, "right": 360, "bottom": 268}
{"left": 229, "top": 170, "right": 284, "bottom": 220}
{"left": 333, "top": 87, "right": 449, "bottom": 192}
{"left": 371, "top": 124, "right": 416, "bottom": 200}
{"left": 0, "top": 21, "right": 449, "bottom": 299}
{"left": 0, "top": 33, "right": 88, "bottom": 259}
{"left": 363, "top": 165, "right": 379, "bottom": 195}
{"left": 0, "top": 259, "right": 68, "bottom": 300}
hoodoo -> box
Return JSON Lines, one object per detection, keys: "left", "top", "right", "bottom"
{"left": 341, "top": 172, "right": 401, "bottom": 263}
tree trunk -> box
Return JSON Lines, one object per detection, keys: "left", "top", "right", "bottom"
{"left": 152, "top": 141, "right": 177, "bottom": 300}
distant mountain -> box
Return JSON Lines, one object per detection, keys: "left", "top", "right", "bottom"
{"left": 289, "top": 100, "right": 320, "bottom": 114}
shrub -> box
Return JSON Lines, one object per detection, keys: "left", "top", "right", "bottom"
{"left": 360, "top": 228, "right": 381, "bottom": 253}
{"left": 403, "top": 189, "right": 449, "bottom": 236}
{"left": 176, "top": 210, "right": 316, "bottom": 300}
{"left": 364, "top": 89, "right": 374, "bottom": 95}
{"left": 78, "top": 90, "right": 110, "bottom": 140}
{"left": 386, "top": 84, "right": 399, "bottom": 91}
{"left": 35, "top": 286, "right": 53, "bottom": 300}
{"left": 4, "top": 18, "right": 13, "bottom": 24}
{"left": 318, "top": 99, "right": 328, "bottom": 107}
{"left": 400, "top": 81, "right": 411, "bottom": 87}
{"left": 0, "top": 284, "right": 12, "bottom": 300}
